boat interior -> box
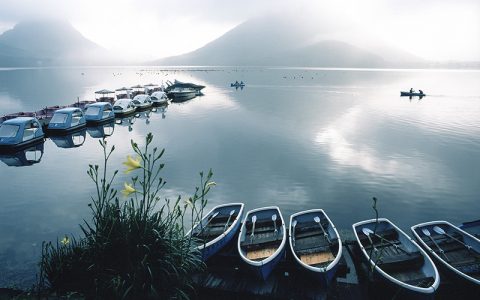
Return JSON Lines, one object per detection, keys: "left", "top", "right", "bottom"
{"left": 241, "top": 215, "right": 283, "bottom": 261}
{"left": 358, "top": 225, "right": 435, "bottom": 288}
{"left": 416, "top": 225, "right": 480, "bottom": 281}
{"left": 193, "top": 210, "right": 240, "bottom": 244}
{"left": 293, "top": 219, "right": 339, "bottom": 268}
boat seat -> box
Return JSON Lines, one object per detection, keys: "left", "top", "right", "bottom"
{"left": 246, "top": 247, "right": 277, "bottom": 261}
{"left": 375, "top": 251, "right": 424, "bottom": 273}
{"left": 300, "top": 251, "right": 335, "bottom": 266}
{"left": 404, "top": 276, "right": 435, "bottom": 288}
{"left": 241, "top": 233, "right": 283, "bottom": 250}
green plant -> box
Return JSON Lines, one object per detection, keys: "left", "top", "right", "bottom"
{"left": 39, "top": 133, "right": 213, "bottom": 299}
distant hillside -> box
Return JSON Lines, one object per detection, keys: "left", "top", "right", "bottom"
{"left": 0, "top": 20, "right": 118, "bottom": 67}
{"left": 154, "top": 15, "right": 422, "bottom": 67}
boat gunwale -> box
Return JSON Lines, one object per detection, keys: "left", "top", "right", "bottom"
{"left": 352, "top": 218, "right": 440, "bottom": 294}
{"left": 237, "top": 206, "right": 287, "bottom": 267}
{"left": 411, "top": 220, "right": 480, "bottom": 286}
{"left": 289, "top": 209, "right": 343, "bottom": 273}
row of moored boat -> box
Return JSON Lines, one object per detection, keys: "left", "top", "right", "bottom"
{"left": 189, "top": 203, "right": 480, "bottom": 296}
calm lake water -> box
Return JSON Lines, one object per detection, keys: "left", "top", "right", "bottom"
{"left": 1, "top": 66, "right": 479, "bottom": 287}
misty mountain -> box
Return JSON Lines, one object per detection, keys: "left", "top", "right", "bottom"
{"left": 0, "top": 20, "right": 118, "bottom": 67}
{"left": 155, "top": 15, "right": 422, "bottom": 67}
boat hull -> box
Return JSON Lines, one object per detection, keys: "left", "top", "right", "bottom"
{"left": 400, "top": 92, "right": 426, "bottom": 97}
{"left": 289, "top": 209, "right": 343, "bottom": 287}
{"left": 238, "top": 206, "right": 287, "bottom": 281}
{"left": 0, "top": 136, "right": 44, "bottom": 152}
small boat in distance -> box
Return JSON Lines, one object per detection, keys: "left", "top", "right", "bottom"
{"left": 400, "top": 91, "right": 426, "bottom": 97}
{"left": 95, "top": 89, "right": 116, "bottom": 103}
{"left": 85, "top": 102, "right": 115, "bottom": 124}
{"left": 352, "top": 218, "right": 439, "bottom": 296}
{"left": 411, "top": 221, "right": 480, "bottom": 287}
{"left": 238, "top": 206, "right": 287, "bottom": 280}
{"left": 0, "top": 117, "right": 45, "bottom": 151}
{"left": 47, "top": 107, "right": 86, "bottom": 134}
{"left": 187, "top": 203, "right": 245, "bottom": 261}
{"left": 113, "top": 99, "right": 136, "bottom": 117}
{"left": 289, "top": 209, "right": 342, "bottom": 286}
{"left": 132, "top": 95, "right": 153, "bottom": 111}
{"left": 165, "top": 80, "right": 205, "bottom": 95}
{"left": 231, "top": 81, "right": 245, "bottom": 88}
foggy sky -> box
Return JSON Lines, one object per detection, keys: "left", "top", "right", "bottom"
{"left": 0, "top": 0, "right": 479, "bottom": 61}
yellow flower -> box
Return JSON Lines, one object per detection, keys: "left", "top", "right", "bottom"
{"left": 123, "top": 155, "right": 142, "bottom": 174}
{"left": 206, "top": 181, "right": 216, "bottom": 188}
{"left": 122, "top": 182, "right": 136, "bottom": 197}
{"left": 60, "top": 236, "right": 69, "bottom": 245}
{"left": 185, "top": 198, "right": 193, "bottom": 207}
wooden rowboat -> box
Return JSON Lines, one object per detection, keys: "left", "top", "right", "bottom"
{"left": 188, "top": 203, "right": 244, "bottom": 261}
{"left": 411, "top": 220, "right": 480, "bottom": 286}
{"left": 238, "top": 206, "right": 286, "bottom": 280}
{"left": 353, "top": 218, "right": 440, "bottom": 296}
{"left": 289, "top": 209, "right": 342, "bottom": 286}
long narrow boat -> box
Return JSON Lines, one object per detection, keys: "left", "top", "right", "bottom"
{"left": 353, "top": 218, "right": 439, "bottom": 296}
{"left": 187, "top": 203, "right": 244, "bottom": 261}
{"left": 411, "top": 220, "right": 480, "bottom": 287}
{"left": 400, "top": 91, "right": 426, "bottom": 97}
{"left": 238, "top": 206, "right": 286, "bottom": 280}
{"left": 289, "top": 209, "right": 342, "bottom": 286}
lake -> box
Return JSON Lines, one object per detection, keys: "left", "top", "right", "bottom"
{"left": 0, "top": 66, "right": 479, "bottom": 287}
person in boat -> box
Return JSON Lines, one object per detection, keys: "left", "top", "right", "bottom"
{"left": 409, "top": 88, "right": 414, "bottom": 93}
{"left": 419, "top": 89, "right": 424, "bottom": 94}
{"left": 240, "top": 81, "right": 244, "bottom": 85}
{"left": 235, "top": 81, "right": 239, "bottom": 85}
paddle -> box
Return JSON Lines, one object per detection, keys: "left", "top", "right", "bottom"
{"left": 362, "top": 228, "right": 410, "bottom": 255}
{"left": 433, "top": 226, "right": 472, "bottom": 251}
{"left": 272, "top": 214, "right": 278, "bottom": 236}
{"left": 223, "top": 210, "right": 236, "bottom": 232}
{"left": 362, "top": 228, "right": 378, "bottom": 252}
{"left": 250, "top": 215, "right": 257, "bottom": 242}
{"left": 292, "top": 220, "right": 298, "bottom": 246}
{"left": 422, "top": 228, "right": 449, "bottom": 261}
{"left": 314, "top": 216, "right": 332, "bottom": 244}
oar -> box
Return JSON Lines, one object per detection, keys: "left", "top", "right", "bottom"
{"left": 272, "top": 214, "right": 278, "bottom": 236}
{"left": 362, "top": 228, "right": 378, "bottom": 252}
{"left": 422, "top": 228, "right": 449, "bottom": 261}
{"left": 292, "top": 220, "right": 298, "bottom": 246}
{"left": 250, "top": 215, "right": 257, "bottom": 242}
{"left": 198, "top": 211, "right": 219, "bottom": 234}
{"left": 363, "top": 228, "right": 411, "bottom": 255}
{"left": 223, "top": 209, "right": 236, "bottom": 232}
{"left": 314, "top": 216, "right": 331, "bottom": 244}
{"left": 433, "top": 226, "right": 472, "bottom": 251}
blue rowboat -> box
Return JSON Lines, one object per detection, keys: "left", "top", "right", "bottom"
{"left": 353, "top": 218, "right": 439, "bottom": 297}
{"left": 0, "top": 117, "right": 44, "bottom": 151}
{"left": 412, "top": 221, "right": 480, "bottom": 287}
{"left": 289, "top": 209, "right": 342, "bottom": 286}
{"left": 85, "top": 102, "right": 114, "bottom": 124}
{"left": 47, "top": 107, "right": 86, "bottom": 134}
{"left": 113, "top": 99, "right": 136, "bottom": 117}
{"left": 238, "top": 206, "right": 286, "bottom": 280}
{"left": 187, "top": 203, "right": 244, "bottom": 261}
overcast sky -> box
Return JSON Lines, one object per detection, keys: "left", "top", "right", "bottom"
{"left": 0, "top": 0, "right": 479, "bottom": 61}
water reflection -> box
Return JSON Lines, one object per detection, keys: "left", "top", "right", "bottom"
{"left": 115, "top": 116, "right": 136, "bottom": 132}
{"left": 87, "top": 121, "right": 115, "bottom": 138}
{"left": 0, "top": 142, "right": 44, "bottom": 167}
{"left": 135, "top": 109, "right": 152, "bottom": 125}
{"left": 151, "top": 104, "right": 168, "bottom": 119}
{"left": 50, "top": 128, "right": 86, "bottom": 148}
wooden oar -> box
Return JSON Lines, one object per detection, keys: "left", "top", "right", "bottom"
{"left": 363, "top": 228, "right": 410, "bottom": 255}
{"left": 292, "top": 220, "right": 298, "bottom": 246}
{"left": 314, "top": 216, "right": 331, "bottom": 244}
{"left": 272, "top": 214, "right": 278, "bottom": 236}
{"left": 362, "top": 228, "right": 378, "bottom": 252}
{"left": 250, "top": 215, "right": 257, "bottom": 242}
{"left": 433, "top": 226, "right": 472, "bottom": 251}
{"left": 422, "top": 228, "right": 449, "bottom": 262}
{"left": 223, "top": 209, "right": 236, "bottom": 232}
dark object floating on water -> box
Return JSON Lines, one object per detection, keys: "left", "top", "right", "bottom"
{"left": 187, "top": 203, "right": 245, "bottom": 261}
{"left": 400, "top": 89, "right": 426, "bottom": 97}
{"left": 352, "top": 218, "right": 440, "bottom": 296}
{"left": 238, "top": 206, "right": 287, "bottom": 280}
{"left": 165, "top": 80, "right": 205, "bottom": 94}
{"left": 231, "top": 81, "right": 245, "bottom": 88}
{"left": 0, "top": 117, "right": 45, "bottom": 151}
{"left": 289, "top": 209, "right": 342, "bottom": 287}
{"left": 47, "top": 107, "right": 86, "bottom": 134}
{"left": 411, "top": 220, "right": 480, "bottom": 287}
